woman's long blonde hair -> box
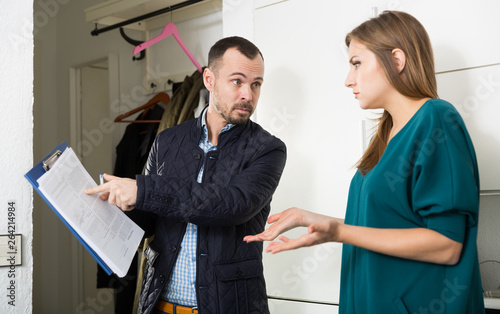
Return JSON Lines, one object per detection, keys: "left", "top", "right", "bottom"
{"left": 346, "top": 11, "right": 439, "bottom": 175}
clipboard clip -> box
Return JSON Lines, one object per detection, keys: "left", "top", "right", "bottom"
{"left": 42, "top": 150, "right": 62, "bottom": 171}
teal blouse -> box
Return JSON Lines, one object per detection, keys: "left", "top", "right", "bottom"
{"left": 340, "top": 99, "right": 485, "bottom": 313}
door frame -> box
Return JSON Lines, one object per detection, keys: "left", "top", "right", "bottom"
{"left": 68, "top": 52, "right": 120, "bottom": 311}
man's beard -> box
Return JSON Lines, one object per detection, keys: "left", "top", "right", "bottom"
{"left": 214, "top": 100, "right": 253, "bottom": 125}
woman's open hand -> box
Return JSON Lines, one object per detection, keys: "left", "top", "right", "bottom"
{"left": 244, "top": 207, "right": 343, "bottom": 253}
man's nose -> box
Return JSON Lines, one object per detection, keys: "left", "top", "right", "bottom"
{"left": 240, "top": 84, "right": 252, "bottom": 101}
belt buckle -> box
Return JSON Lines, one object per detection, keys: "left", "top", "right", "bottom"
{"left": 191, "top": 307, "right": 198, "bottom": 314}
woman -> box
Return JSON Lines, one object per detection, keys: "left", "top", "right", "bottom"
{"left": 244, "top": 11, "right": 485, "bottom": 313}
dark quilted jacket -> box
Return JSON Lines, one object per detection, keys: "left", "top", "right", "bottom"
{"left": 131, "top": 113, "right": 287, "bottom": 314}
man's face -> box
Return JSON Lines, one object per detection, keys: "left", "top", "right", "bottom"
{"left": 205, "top": 48, "right": 264, "bottom": 125}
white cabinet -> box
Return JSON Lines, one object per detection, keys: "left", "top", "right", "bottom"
{"left": 252, "top": 0, "right": 500, "bottom": 310}
{"left": 436, "top": 65, "right": 500, "bottom": 191}
{"left": 254, "top": 0, "right": 372, "bottom": 305}
{"left": 399, "top": 0, "right": 500, "bottom": 73}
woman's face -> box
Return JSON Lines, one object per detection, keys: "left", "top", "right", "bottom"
{"left": 344, "top": 39, "right": 394, "bottom": 110}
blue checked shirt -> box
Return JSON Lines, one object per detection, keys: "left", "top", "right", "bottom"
{"left": 162, "top": 108, "right": 235, "bottom": 306}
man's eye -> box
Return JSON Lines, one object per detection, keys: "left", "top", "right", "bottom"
{"left": 232, "top": 80, "right": 241, "bottom": 85}
{"left": 252, "top": 82, "right": 261, "bottom": 88}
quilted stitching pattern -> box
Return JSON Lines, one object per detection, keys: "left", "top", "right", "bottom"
{"left": 135, "top": 116, "right": 286, "bottom": 314}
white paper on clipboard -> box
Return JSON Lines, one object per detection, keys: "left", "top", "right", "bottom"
{"left": 37, "top": 147, "right": 144, "bottom": 277}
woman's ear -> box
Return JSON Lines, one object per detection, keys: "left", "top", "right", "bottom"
{"left": 392, "top": 48, "right": 406, "bottom": 73}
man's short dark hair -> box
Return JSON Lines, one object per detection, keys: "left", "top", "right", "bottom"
{"left": 208, "top": 36, "right": 264, "bottom": 72}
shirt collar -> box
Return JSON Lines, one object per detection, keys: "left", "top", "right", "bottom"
{"left": 201, "top": 107, "right": 235, "bottom": 141}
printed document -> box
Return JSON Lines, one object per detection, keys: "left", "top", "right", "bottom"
{"left": 37, "top": 147, "right": 144, "bottom": 277}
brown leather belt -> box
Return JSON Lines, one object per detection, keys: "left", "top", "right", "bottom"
{"left": 155, "top": 299, "right": 198, "bottom": 314}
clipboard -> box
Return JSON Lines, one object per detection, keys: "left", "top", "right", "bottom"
{"left": 25, "top": 141, "right": 143, "bottom": 277}
{"left": 25, "top": 142, "right": 112, "bottom": 275}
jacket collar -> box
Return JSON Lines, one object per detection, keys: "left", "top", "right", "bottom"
{"left": 192, "top": 105, "right": 250, "bottom": 147}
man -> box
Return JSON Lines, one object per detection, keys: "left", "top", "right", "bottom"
{"left": 86, "top": 36, "right": 286, "bottom": 314}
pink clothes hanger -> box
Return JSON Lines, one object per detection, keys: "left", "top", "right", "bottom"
{"left": 133, "top": 22, "right": 202, "bottom": 73}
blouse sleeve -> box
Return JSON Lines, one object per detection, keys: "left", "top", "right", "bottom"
{"left": 411, "top": 102, "right": 479, "bottom": 244}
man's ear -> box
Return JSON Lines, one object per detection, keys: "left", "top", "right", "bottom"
{"left": 392, "top": 48, "right": 406, "bottom": 73}
{"left": 203, "top": 68, "right": 215, "bottom": 92}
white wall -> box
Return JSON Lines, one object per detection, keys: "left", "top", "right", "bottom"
{"left": 0, "top": 2, "right": 33, "bottom": 314}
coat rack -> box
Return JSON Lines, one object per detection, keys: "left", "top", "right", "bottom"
{"left": 86, "top": 0, "right": 218, "bottom": 92}
{"left": 119, "top": 28, "right": 145, "bottom": 61}
{"left": 90, "top": 0, "right": 205, "bottom": 37}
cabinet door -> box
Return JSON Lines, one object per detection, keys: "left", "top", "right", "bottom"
{"left": 436, "top": 64, "right": 500, "bottom": 191}
{"left": 385, "top": 0, "right": 500, "bottom": 73}
{"left": 254, "top": 0, "right": 375, "bottom": 304}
